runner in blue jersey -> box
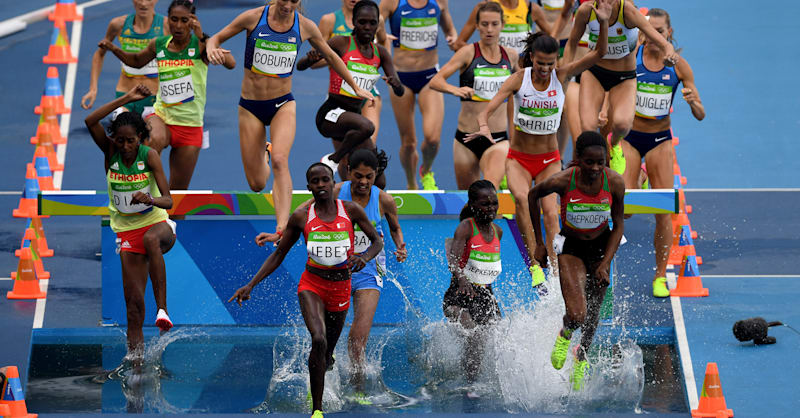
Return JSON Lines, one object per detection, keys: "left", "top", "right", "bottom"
{"left": 620, "top": 8, "right": 704, "bottom": 297}
{"left": 379, "top": 0, "right": 458, "bottom": 190}
{"left": 206, "top": 0, "right": 374, "bottom": 244}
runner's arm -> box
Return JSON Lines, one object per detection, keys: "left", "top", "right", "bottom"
{"left": 143, "top": 148, "right": 173, "bottom": 209}
{"left": 305, "top": 17, "right": 374, "bottom": 101}
{"left": 378, "top": 0, "right": 398, "bottom": 51}
{"left": 428, "top": 44, "right": 473, "bottom": 98}
{"left": 98, "top": 37, "right": 157, "bottom": 69}
{"left": 452, "top": 3, "right": 480, "bottom": 51}
{"left": 676, "top": 57, "right": 705, "bottom": 121}
{"left": 550, "top": 1, "right": 575, "bottom": 38}
{"left": 624, "top": 1, "right": 677, "bottom": 64}
{"left": 82, "top": 17, "right": 125, "bottom": 110}
{"left": 296, "top": 36, "right": 343, "bottom": 71}
{"left": 558, "top": 0, "right": 608, "bottom": 81}
{"left": 470, "top": 70, "right": 524, "bottom": 141}
{"left": 595, "top": 170, "right": 625, "bottom": 284}
{"left": 527, "top": 170, "right": 571, "bottom": 265}
{"left": 563, "top": 1, "right": 592, "bottom": 63}
{"left": 380, "top": 190, "right": 406, "bottom": 262}
{"left": 377, "top": 44, "right": 405, "bottom": 96}
{"left": 84, "top": 85, "right": 153, "bottom": 156}
{"left": 530, "top": 3, "right": 555, "bottom": 36}
{"left": 345, "top": 201, "right": 384, "bottom": 272}
{"left": 207, "top": 7, "right": 261, "bottom": 65}
{"left": 437, "top": 0, "right": 459, "bottom": 49}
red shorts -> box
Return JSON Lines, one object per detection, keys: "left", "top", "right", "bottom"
{"left": 507, "top": 149, "right": 561, "bottom": 179}
{"left": 167, "top": 124, "right": 203, "bottom": 147}
{"left": 116, "top": 221, "right": 165, "bottom": 254}
{"left": 297, "top": 270, "right": 351, "bottom": 312}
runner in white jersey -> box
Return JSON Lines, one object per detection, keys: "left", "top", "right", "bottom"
{"left": 468, "top": 0, "right": 610, "bottom": 286}
{"left": 565, "top": 0, "right": 678, "bottom": 175}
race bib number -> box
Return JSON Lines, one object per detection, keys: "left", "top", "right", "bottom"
{"left": 324, "top": 107, "right": 346, "bottom": 123}
{"left": 159, "top": 68, "right": 194, "bottom": 105}
{"left": 252, "top": 39, "right": 297, "bottom": 76}
{"left": 340, "top": 61, "right": 381, "bottom": 97}
{"left": 400, "top": 17, "right": 438, "bottom": 50}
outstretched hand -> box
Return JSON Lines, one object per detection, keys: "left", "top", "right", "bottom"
{"left": 463, "top": 125, "right": 495, "bottom": 144}
{"left": 592, "top": 261, "right": 611, "bottom": 286}
{"left": 347, "top": 254, "right": 367, "bottom": 272}
{"left": 394, "top": 243, "right": 408, "bottom": 262}
{"left": 207, "top": 46, "right": 231, "bottom": 65}
{"left": 592, "top": 0, "right": 613, "bottom": 22}
{"left": 255, "top": 231, "right": 281, "bottom": 247}
{"left": 227, "top": 284, "right": 253, "bottom": 306}
{"left": 126, "top": 84, "right": 152, "bottom": 102}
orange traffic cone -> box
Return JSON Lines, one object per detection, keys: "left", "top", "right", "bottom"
{"left": 31, "top": 131, "right": 63, "bottom": 172}
{"left": 0, "top": 366, "right": 38, "bottom": 417}
{"left": 31, "top": 105, "right": 66, "bottom": 146}
{"left": 34, "top": 67, "right": 70, "bottom": 114}
{"left": 14, "top": 232, "right": 51, "bottom": 280}
{"left": 16, "top": 228, "right": 53, "bottom": 258}
{"left": 670, "top": 254, "right": 708, "bottom": 297}
{"left": 7, "top": 248, "right": 46, "bottom": 299}
{"left": 12, "top": 165, "right": 43, "bottom": 219}
{"left": 669, "top": 225, "right": 702, "bottom": 266}
{"left": 673, "top": 135, "right": 679, "bottom": 146}
{"left": 49, "top": 0, "right": 82, "bottom": 22}
{"left": 43, "top": 20, "right": 76, "bottom": 64}
{"left": 30, "top": 218, "right": 54, "bottom": 257}
{"left": 691, "top": 363, "right": 733, "bottom": 417}
{"left": 32, "top": 148, "right": 57, "bottom": 191}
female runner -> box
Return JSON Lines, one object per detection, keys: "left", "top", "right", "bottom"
{"left": 99, "top": 0, "right": 236, "bottom": 190}
{"left": 206, "top": 0, "right": 373, "bottom": 238}
{"left": 470, "top": 0, "right": 609, "bottom": 285}
{"left": 231, "top": 163, "right": 382, "bottom": 418}
{"left": 378, "top": 0, "right": 458, "bottom": 190}
{"left": 296, "top": 0, "right": 403, "bottom": 187}
{"left": 528, "top": 131, "right": 625, "bottom": 391}
{"left": 429, "top": 1, "right": 517, "bottom": 189}
{"left": 85, "top": 85, "right": 177, "bottom": 357}
{"left": 81, "top": 0, "right": 168, "bottom": 115}
{"left": 621, "top": 8, "right": 704, "bottom": 297}
{"left": 565, "top": 0, "right": 678, "bottom": 174}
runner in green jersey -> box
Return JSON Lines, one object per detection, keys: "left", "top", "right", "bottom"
{"left": 85, "top": 85, "right": 177, "bottom": 359}
{"left": 81, "top": 0, "right": 168, "bottom": 114}
{"left": 99, "top": 0, "right": 235, "bottom": 191}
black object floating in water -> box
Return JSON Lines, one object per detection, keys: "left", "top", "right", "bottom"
{"left": 732, "top": 317, "right": 782, "bottom": 345}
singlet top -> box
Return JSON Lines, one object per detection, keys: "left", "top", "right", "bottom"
{"left": 331, "top": 9, "right": 352, "bottom": 37}
{"left": 514, "top": 67, "right": 565, "bottom": 135}
{"left": 492, "top": 0, "right": 532, "bottom": 54}
{"left": 304, "top": 200, "right": 354, "bottom": 270}
{"left": 560, "top": 167, "right": 612, "bottom": 234}
{"left": 459, "top": 43, "right": 512, "bottom": 102}
{"left": 328, "top": 36, "right": 381, "bottom": 99}
{"left": 244, "top": 5, "right": 301, "bottom": 78}
{"left": 587, "top": 0, "right": 638, "bottom": 59}
{"left": 634, "top": 45, "right": 680, "bottom": 120}
{"left": 340, "top": 182, "right": 386, "bottom": 278}
{"left": 390, "top": 0, "right": 440, "bottom": 51}
{"left": 118, "top": 13, "right": 164, "bottom": 78}
{"left": 459, "top": 218, "right": 502, "bottom": 285}
{"left": 106, "top": 145, "right": 168, "bottom": 233}
{"left": 153, "top": 34, "right": 207, "bottom": 127}
{"left": 538, "top": 0, "right": 567, "bottom": 11}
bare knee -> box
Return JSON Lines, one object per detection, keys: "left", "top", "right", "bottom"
{"left": 271, "top": 153, "right": 290, "bottom": 174}
{"left": 611, "top": 118, "right": 632, "bottom": 138}
{"left": 142, "top": 232, "right": 161, "bottom": 255}
{"left": 565, "top": 308, "right": 586, "bottom": 329}
{"left": 310, "top": 332, "right": 327, "bottom": 354}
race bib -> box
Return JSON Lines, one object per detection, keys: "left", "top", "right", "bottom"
{"left": 463, "top": 250, "right": 502, "bottom": 285}
{"left": 472, "top": 67, "right": 511, "bottom": 101}
{"left": 565, "top": 203, "right": 610, "bottom": 230}
{"left": 159, "top": 68, "right": 194, "bottom": 106}
{"left": 307, "top": 230, "right": 351, "bottom": 267}
{"left": 516, "top": 106, "right": 560, "bottom": 134}
{"left": 399, "top": 17, "right": 437, "bottom": 50}
{"left": 588, "top": 32, "right": 630, "bottom": 59}
{"left": 252, "top": 39, "right": 297, "bottom": 76}
{"left": 340, "top": 61, "right": 381, "bottom": 97}
{"left": 324, "top": 107, "right": 346, "bottom": 123}
{"left": 499, "top": 24, "right": 530, "bottom": 54}
{"left": 123, "top": 59, "right": 159, "bottom": 78}
{"left": 110, "top": 177, "right": 151, "bottom": 214}
{"left": 540, "top": 0, "right": 565, "bottom": 10}
{"left": 635, "top": 83, "right": 673, "bottom": 118}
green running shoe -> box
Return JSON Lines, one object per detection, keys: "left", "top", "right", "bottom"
{"left": 351, "top": 391, "right": 372, "bottom": 406}
{"left": 550, "top": 334, "right": 571, "bottom": 370}
{"left": 652, "top": 277, "right": 670, "bottom": 298}
{"left": 500, "top": 175, "right": 508, "bottom": 190}
{"left": 609, "top": 143, "right": 626, "bottom": 175}
{"left": 306, "top": 390, "right": 312, "bottom": 410}
{"left": 530, "top": 264, "right": 546, "bottom": 287}
{"left": 311, "top": 410, "right": 324, "bottom": 418}
{"left": 421, "top": 171, "right": 438, "bottom": 191}
{"left": 571, "top": 359, "right": 589, "bottom": 391}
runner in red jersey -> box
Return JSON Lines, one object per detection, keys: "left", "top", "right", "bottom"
{"left": 229, "top": 163, "right": 383, "bottom": 417}
{"left": 527, "top": 131, "right": 625, "bottom": 391}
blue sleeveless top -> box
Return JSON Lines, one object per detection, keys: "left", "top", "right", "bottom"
{"left": 340, "top": 181, "right": 385, "bottom": 278}
{"left": 389, "top": 0, "right": 440, "bottom": 51}
{"left": 244, "top": 5, "right": 302, "bottom": 78}
{"left": 634, "top": 45, "right": 680, "bottom": 120}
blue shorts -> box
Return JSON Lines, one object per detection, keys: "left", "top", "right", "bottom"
{"left": 351, "top": 270, "right": 383, "bottom": 292}
{"left": 397, "top": 66, "right": 438, "bottom": 94}
{"left": 624, "top": 129, "right": 672, "bottom": 157}
{"left": 239, "top": 93, "right": 294, "bottom": 126}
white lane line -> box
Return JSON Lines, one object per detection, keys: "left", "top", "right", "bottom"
{"left": 667, "top": 269, "right": 699, "bottom": 409}
{"left": 684, "top": 188, "right": 800, "bottom": 192}
{"left": 702, "top": 274, "right": 800, "bottom": 279}
{"left": 0, "top": 191, "right": 22, "bottom": 195}
{"left": 0, "top": 277, "right": 12, "bottom": 281}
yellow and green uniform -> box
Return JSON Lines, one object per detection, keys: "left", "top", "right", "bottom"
{"left": 153, "top": 34, "right": 208, "bottom": 127}
{"left": 107, "top": 145, "right": 168, "bottom": 233}
{"left": 116, "top": 13, "right": 164, "bottom": 114}
{"left": 492, "top": 0, "right": 533, "bottom": 54}
{"left": 331, "top": 9, "right": 352, "bottom": 38}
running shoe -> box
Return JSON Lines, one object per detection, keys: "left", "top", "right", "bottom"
{"left": 311, "top": 410, "right": 324, "bottom": 418}
{"left": 376, "top": 149, "right": 389, "bottom": 179}
{"left": 266, "top": 142, "right": 272, "bottom": 163}
{"left": 320, "top": 153, "right": 339, "bottom": 173}
{"left": 306, "top": 390, "right": 312, "bottom": 410}
{"left": 652, "top": 277, "right": 670, "bottom": 298}
{"left": 530, "top": 264, "right": 546, "bottom": 287}
{"left": 570, "top": 359, "right": 589, "bottom": 391}
{"left": 609, "top": 143, "right": 626, "bottom": 175}
{"left": 499, "top": 175, "right": 508, "bottom": 190}
{"left": 550, "top": 333, "right": 571, "bottom": 370}
{"left": 351, "top": 391, "right": 372, "bottom": 405}
{"left": 155, "top": 309, "right": 172, "bottom": 332}
{"left": 421, "top": 171, "right": 438, "bottom": 191}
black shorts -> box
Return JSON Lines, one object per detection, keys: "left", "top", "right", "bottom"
{"left": 624, "top": 129, "right": 672, "bottom": 157}
{"left": 443, "top": 279, "right": 501, "bottom": 326}
{"left": 455, "top": 129, "right": 508, "bottom": 160}
{"left": 588, "top": 65, "right": 636, "bottom": 91}
{"left": 239, "top": 93, "right": 295, "bottom": 126}
{"left": 315, "top": 95, "right": 364, "bottom": 141}
{"left": 558, "top": 228, "right": 612, "bottom": 273}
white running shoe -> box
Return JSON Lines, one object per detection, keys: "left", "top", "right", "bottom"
{"left": 320, "top": 153, "right": 339, "bottom": 173}
{"left": 155, "top": 309, "right": 173, "bottom": 332}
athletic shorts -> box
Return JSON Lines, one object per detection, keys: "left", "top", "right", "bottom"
{"left": 557, "top": 228, "right": 611, "bottom": 273}
{"left": 315, "top": 95, "right": 364, "bottom": 140}
{"left": 167, "top": 124, "right": 203, "bottom": 148}
{"left": 115, "top": 220, "right": 174, "bottom": 255}
{"left": 115, "top": 91, "right": 156, "bottom": 115}
{"left": 588, "top": 65, "right": 636, "bottom": 91}
{"left": 297, "top": 270, "right": 351, "bottom": 312}
{"left": 455, "top": 129, "right": 508, "bottom": 160}
{"left": 624, "top": 129, "right": 672, "bottom": 157}
{"left": 397, "top": 66, "right": 438, "bottom": 94}
{"left": 442, "top": 279, "right": 500, "bottom": 326}
{"left": 351, "top": 270, "right": 383, "bottom": 293}
{"left": 506, "top": 148, "right": 561, "bottom": 179}
{"left": 239, "top": 93, "right": 295, "bottom": 126}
